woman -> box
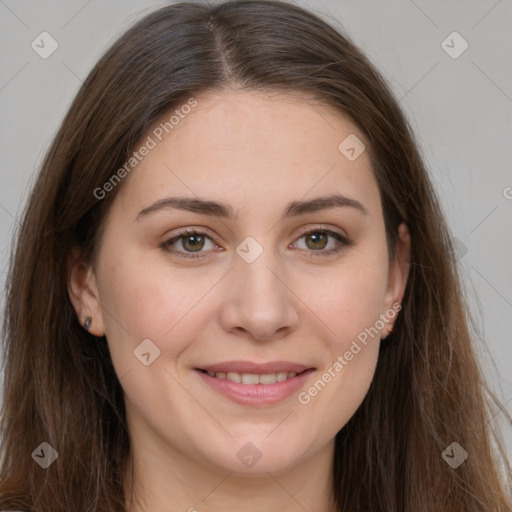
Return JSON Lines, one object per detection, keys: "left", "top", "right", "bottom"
{"left": 0, "top": 1, "right": 510, "bottom": 510}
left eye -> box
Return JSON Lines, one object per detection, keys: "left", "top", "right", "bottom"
{"left": 293, "top": 229, "right": 343, "bottom": 252}
{"left": 162, "top": 228, "right": 349, "bottom": 259}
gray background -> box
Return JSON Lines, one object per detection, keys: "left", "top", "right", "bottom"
{"left": 0, "top": 0, "right": 511, "bottom": 459}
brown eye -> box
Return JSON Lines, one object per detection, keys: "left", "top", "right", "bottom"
{"left": 293, "top": 228, "right": 351, "bottom": 257}
{"left": 162, "top": 227, "right": 350, "bottom": 260}
{"left": 163, "top": 229, "right": 217, "bottom": 258}
{"left": 304, "top": 232, "right": 329, "bottom": 250}
{"left": 181, "top": 234, "right": 205, "bottom": 252}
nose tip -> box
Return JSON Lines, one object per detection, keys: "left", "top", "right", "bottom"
{"left": 218, "top": 256, "right": 300, "bottom": 342}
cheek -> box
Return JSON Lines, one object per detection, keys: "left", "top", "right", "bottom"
{"left": 298, "top": 278, "right": 383, "bottom": 441}
{"left": 295, "top": 251, "right": 387, "bottom": 429}
{"left": 307, "top": 254, "right": 389, "bottom": 345}
{"left": 96, "top": 247, "right": 219, "bottom": 369}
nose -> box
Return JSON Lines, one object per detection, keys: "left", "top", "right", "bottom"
{"left": 218, "top": 253, "right": 300, "bottom": 342}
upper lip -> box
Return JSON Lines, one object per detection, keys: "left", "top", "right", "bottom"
{"left": 196, "top": 361, "right": 313, "bottom": 374}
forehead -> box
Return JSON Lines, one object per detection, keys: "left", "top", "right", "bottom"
{"left": 113, "top": 89, "right": 381, "bottom": 219}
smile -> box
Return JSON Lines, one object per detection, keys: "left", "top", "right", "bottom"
{"left": 195, "top": 361, "right": 315, "bottom": 406}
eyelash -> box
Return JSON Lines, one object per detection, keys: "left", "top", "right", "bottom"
{"left": 161, "top": 226, "right": 352, "bottom": 260}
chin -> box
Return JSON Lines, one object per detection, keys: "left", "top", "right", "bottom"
{"left": 213, "top": 451, "right": 300, "bottom": 475}
{"left": 197, "top": 432, "right": 311, "bottom": 475}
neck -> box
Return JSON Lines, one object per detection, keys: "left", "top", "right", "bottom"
{"left": 123, "top": 436, "right": 337, "bottom": 512}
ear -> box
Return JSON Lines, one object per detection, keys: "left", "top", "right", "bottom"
{"left": 67, "top": 248, "right": 105, "bottom": 336}
{"left": 383, "top": 222, "right": 411, "bottom": 335}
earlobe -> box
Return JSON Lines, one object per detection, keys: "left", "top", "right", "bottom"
{"left": 67, "top": 249, "right": 105, "bottom": 336}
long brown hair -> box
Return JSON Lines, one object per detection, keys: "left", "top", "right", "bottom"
{"left": 1, "top": 1, "right": 511, "bottom": 510}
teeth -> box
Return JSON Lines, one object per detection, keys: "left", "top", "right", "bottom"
{"left": 206, "top": 370, "right": 300, "bottom": 384}
{"left": 259, "top": 373, "right": 277, "bottom": 384}
{"left": 241, "top": 373, "right": 260, "bottom": 384}
{"left": 276, "top": 372, "right": 288, "bottom": 382}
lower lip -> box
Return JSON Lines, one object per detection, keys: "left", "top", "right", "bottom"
{"left": 196, "top": 369, "right": 315, "bottom": 406}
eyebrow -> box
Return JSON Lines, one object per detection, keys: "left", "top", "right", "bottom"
{"left": 135, "top": 193, "right": 369, "bottom": 221}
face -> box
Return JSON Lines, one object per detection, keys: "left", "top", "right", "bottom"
{"left": 69, "top": 89, "right": 410, "bottom": 476}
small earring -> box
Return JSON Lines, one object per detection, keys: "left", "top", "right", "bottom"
{"left": 84, "top": 316, "right": 92, "bottom": 330}
{"left": 383, "top": 326, "right": 393, "bottom": 342}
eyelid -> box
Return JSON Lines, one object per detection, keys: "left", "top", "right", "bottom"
{"left": 293, "top": 223, "right": 347, "bottom": 241}
{"left": 163, "top": 226, "right": 219, "bottom": 243}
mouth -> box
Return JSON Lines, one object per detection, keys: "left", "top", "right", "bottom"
{"left": 194, "top": 361, "right": 315, "bottom": 405}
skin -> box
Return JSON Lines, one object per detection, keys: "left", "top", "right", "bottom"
{"left": 68, "top": 89, "right": 410, "bottom": 512}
